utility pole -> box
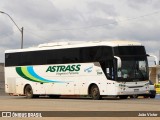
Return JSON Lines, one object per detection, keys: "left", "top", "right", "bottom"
{"left": 21, "top": 27, "right": 23, "bottom": 49}
{"left": 159, "top": 50, "right": 160, "bottom": 65}
{"left": 0, "top": 11, "right": 24, "bottom": 49}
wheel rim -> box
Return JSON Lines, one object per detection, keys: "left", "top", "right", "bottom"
{"left": 91, "top": 87, "right": 99, "bottom": 98}
{"left": 26, "top": 87, "right": 32, "bottom": 97}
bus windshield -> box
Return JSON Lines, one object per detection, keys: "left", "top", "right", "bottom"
{"left": 116, "top": 56, "right": 148, "bottom": 81}
{"left": 113, "top": 46, "right": 149, "bottom": 82}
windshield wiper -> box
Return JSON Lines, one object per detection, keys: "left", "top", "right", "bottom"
{"left": 135, "top": 61, "right": 145, "bottom": 80}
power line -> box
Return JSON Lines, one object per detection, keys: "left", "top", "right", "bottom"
{"left": 1, "top": 32, "right": 15, "bottom": 40}
{"left": 25, "top": 29, "right": 51, "bottom": 41}
{"left": 119, "top": 11, "right": 160, "bottom": 22}
{"left": 24, "top": 10, "right": 160, "bottom": 32}
{"left": 22, "top": 10, "right": 160, "bottom": 42}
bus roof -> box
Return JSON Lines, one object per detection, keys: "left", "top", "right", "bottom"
{"left": 5, "top": 40, "right": 142, "bottom": 53}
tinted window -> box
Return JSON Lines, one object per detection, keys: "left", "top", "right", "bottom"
{"left": 5, "top": 46, "right": 113, "bottom": 67}
{"left": 114, "top": 46, "right": 146, "bottom": 56}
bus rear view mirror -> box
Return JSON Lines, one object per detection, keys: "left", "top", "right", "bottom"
{"left": 148, "top": 55, "right": 158, "bottom": 65}
{"left": 114, "top": 56, "right": 122, "bottom": 69}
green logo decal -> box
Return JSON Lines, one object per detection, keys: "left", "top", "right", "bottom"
{"left": 46, "top": 64, "right": 81, "bottom": 72}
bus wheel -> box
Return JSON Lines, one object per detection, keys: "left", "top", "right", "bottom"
{"left": 150, "top": 95, "right": 156, "bottom": 98}
{"left": 25, "top": 85, "right": 35, "bottom": 99}
{"left": 90, "top": 85, "right": 101, "bottom": 100}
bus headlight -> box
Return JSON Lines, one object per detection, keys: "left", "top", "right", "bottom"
{"left": 145, "top": 82, "right": 150, "bottom": 86}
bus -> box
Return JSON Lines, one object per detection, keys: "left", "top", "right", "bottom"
{"left": 4, "top": 40, "right": 155, "bottom": 100}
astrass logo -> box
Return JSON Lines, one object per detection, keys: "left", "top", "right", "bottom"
{"left": 16, "top": 66, "right": 65, "bottom": 83}
{"left": 46, "top": 64, "right": 81, "bottom": 72}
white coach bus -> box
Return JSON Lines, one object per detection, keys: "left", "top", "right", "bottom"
{"left": 4, "top": 40, "right": 155, "bottom": 100}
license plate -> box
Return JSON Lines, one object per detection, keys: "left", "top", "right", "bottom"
{"left": 134, "top": 89, "right": 139, "bottom": 92}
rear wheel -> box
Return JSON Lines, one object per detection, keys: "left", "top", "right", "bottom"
{"left": 90, "top": 85, "right": 101, "bottom": 100}
{"left": 25, "top": 85, "right": 38, "bottom": 98}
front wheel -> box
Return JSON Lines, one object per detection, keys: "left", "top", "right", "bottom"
{"left": 150, "top": 91, "right": 156, "bottom": 98}
{"left": 90, "top": 85, "right": 102, "bottom": 100}
{"left": 150, "top": 94, "right": 156, "bottom": 98}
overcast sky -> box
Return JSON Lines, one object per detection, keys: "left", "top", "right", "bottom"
{"left": 0, "top": 0, "right": 160, "bottom": 63}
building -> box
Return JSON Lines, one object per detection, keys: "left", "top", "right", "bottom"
{"left": 149, "top": 65, "right": 160, "bottom": 84}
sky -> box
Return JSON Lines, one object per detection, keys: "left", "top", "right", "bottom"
{"left": 0, "top": 0, "right": 160, "bottom": 64}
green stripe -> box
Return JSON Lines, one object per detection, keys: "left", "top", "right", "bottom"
{"left": 16, "top": 67, "right": 35, "bottom": 82}
{"left": 21, "top": 67, "right": 42, "bottom": 82}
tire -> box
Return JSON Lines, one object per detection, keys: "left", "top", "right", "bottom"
{"left": 130, "top": 95, "right": 138, "bottom": 98}
{"left": 25, "top": 85, "right": 37, "bottom": 98}
{"left": 90, "top": 85, "right": 101, "bottom": 100}
{"left": 150, "top": 91, "right": 156, "bottom": 98}
{"left": 150, "top": 94, "right": 156, "bottom": 98}
{"left": 119, "top": 95, "right": 128, "bottom": 99}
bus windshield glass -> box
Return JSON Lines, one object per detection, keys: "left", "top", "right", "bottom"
{"left": 113, "top": 46, "right": 149, "bottom": 81}
{"left": 116, "top": 56, "right": 148, "bottom": 81}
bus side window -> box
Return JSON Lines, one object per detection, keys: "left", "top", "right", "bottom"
{"left": 106, "top": 68, "right": 110, "bottom": 78}
{"left": 106, "top": 67, "right": 114, "bottom": 79}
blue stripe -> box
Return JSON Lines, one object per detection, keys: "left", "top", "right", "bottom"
{"left": 27, "top": 66, "right": 63, "bottom": 83}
